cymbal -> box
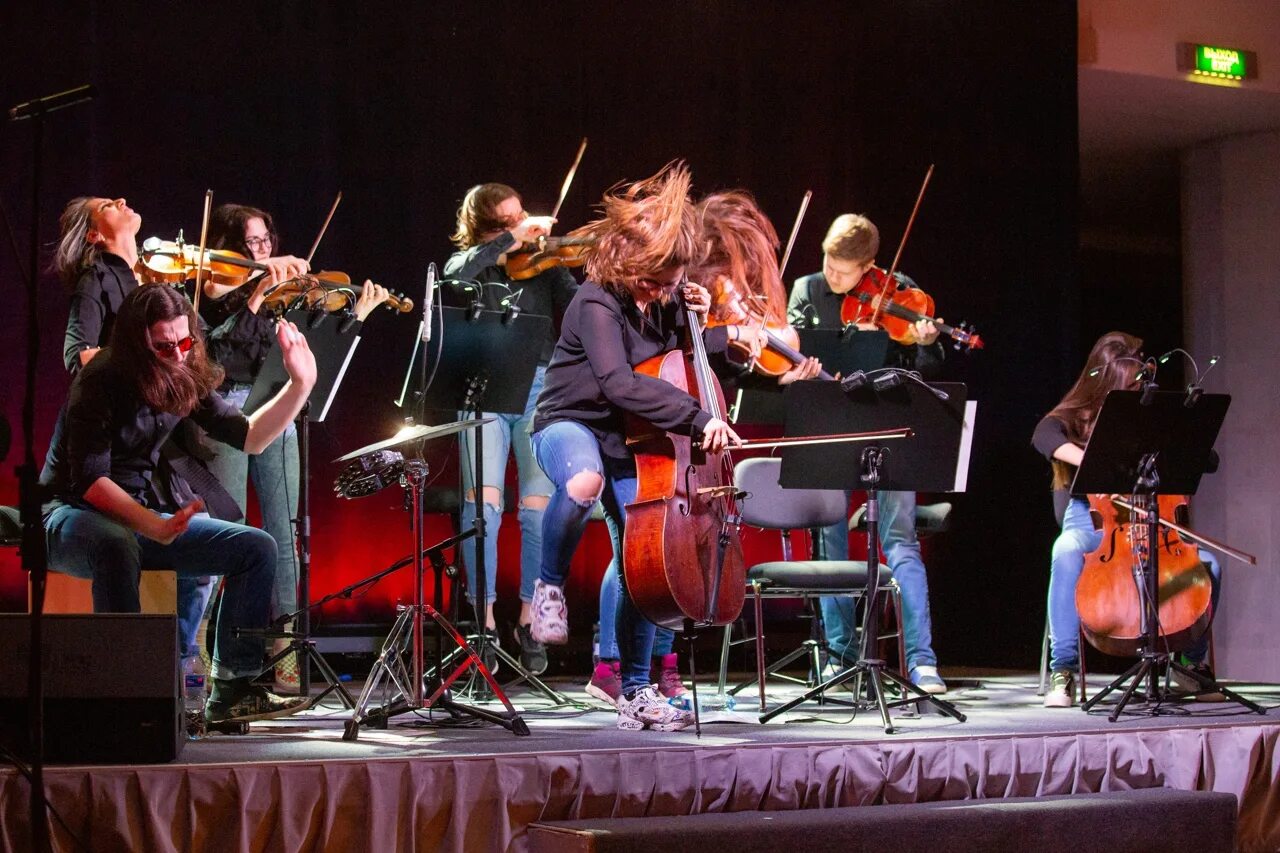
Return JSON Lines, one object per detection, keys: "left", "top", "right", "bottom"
{"left": 334, "top": 418, "right": 494, "bottom": 462}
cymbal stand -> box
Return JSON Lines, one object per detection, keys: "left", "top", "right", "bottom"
{"left": 343, "top": 459, "right": 529, "bottom": 740}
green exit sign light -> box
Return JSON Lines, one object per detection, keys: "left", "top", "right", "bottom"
{"left": 1178, "top": 42, "right": 1257, "bottom": 80}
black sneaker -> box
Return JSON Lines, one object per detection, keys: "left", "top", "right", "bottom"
{"left": 514, "top": 623, "right": 548, "bottom": 675}
{"left": 477, "top": 628, "right": 500, "bottom": 676}
{"left": 1171, "top": 662, "right": 1225, "bottom": 702}
{"left": 205, "top": 684, "right": 309, "bottom": 725}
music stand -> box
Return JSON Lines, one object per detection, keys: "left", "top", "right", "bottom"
{"left": 241, "top": 309, "right": 361, "bottom": 705}
{"left": 760, "top": 379, "right": 974, "bottom": 732}
{"left": 412, "top": 307, "right": 568, "bottom": 702}
{"left": 1072, "top": 390, "right": 1264, "bottom": 720}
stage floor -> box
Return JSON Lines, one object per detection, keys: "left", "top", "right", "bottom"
{"left": 8, "top": 670, "right": 1280, "bottom": 852}
{"left": 181, "top": 669, "right": 1280, "bottom": 764}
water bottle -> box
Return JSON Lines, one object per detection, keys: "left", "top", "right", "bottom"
{"left": 669, "top": 690, "right": 736, "bottom": 712}
{"left": 182, "top": 655, "right": 207, "bottom": 714}
{"left": 591, "top": 623, "right": 601, "bottom": 666}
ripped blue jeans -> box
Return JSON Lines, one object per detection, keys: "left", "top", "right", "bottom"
{"left": 532, "top": 420, "right": 656, "bottom": 694}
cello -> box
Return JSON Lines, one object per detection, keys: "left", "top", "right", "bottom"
{"left": 1075, "top": 494, "right": 1212, "bottom": 657}
{"left": 624, "top": 293, "right": 747, "bottom": 631}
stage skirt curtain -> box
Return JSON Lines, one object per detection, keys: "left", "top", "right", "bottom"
{"left": 3, "top": 723, "right": 1280, "bottom": 852}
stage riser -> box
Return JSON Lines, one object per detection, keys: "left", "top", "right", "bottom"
{"left": 529, "top": 789, "right": 1237, "bottom": 853}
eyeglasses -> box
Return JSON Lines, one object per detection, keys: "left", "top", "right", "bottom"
{"left": 152, "top": 335, "right": 194, "bottom": 355}
{"left": 244, "top": 235, "right": 273, "bottom": 251}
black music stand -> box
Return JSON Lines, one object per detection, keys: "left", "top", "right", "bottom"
{"left": 1072, "top": 390, "right": 1264, "bottom": 720}
{"left": 761, "top": 379, "right": 973, "bottom": 732}
{"left": 413, "top": 307, "right": 568, "bottom": 702}
{"left": 731, "top": 329, "right": 890, "bottom": 425}
{"left": 241, "top": 309, "right": 361, "bottom": 705}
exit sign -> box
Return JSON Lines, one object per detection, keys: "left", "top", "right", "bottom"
{"left": 1178, "top": 42, "right": 1257, "bottom": 80}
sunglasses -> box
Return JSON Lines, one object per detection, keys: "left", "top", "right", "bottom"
{"left": 152, "top": 335, "right": 194, "bottom": 355}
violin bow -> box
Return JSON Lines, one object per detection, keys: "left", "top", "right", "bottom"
{"left": 870, "top": 163, "right": 934, "bottom": 328}
{"left": 191, "top": 189, "right": 214, "bottom": 314}
{"left": 305, "top": 191, "right": 343, "bottom": 266}
{"left": 550, "top": 137, "right": 588, "bottom": 223}
{"left": 777, "top": 189, "right": 812, "bottom": 280}
{"left": 737, "top": 428, "right": 913, "bottom": 451}
{"left": 1109, "top": 496, "right": 1258, "bottom": 567}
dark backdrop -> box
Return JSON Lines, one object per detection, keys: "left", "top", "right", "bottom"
{"left": 1, "top": 1, "right": 1079, "bottom": 668}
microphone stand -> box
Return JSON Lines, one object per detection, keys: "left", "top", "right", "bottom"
{"left": 9, "top": 84, "right": 94, "bottom": 853}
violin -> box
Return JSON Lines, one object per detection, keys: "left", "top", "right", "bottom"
{"left": 262, "top": 271, "right": 414, "bottom": 315}
{"left": 502, "top": 235, "right": 593, "bottom": 280}
{"left": 709, "top": 277, "right": 834, "bottom": 380}
{"left": 1075, "top": 493, "right": 1212, "bottom": 657}
{"left": 624, "top": 296, "right": 746, "bottom": 631}
{"left": 840, "top": 266, "right": 984, "bottom": 352}
{"left": 137, "top": 238, "right": 268, "bottom": 288}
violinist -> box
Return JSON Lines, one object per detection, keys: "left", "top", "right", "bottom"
{"left": 40, "top": 284, "right": 316, "bottom": 724}
{"left": 528, "top": 163, "right": 743, "bottom": 731}
{"left": 442, "top": 183, "right": 577, "bottom": 677}
{"left": 1032, "top": 331, "right": 1222, "bottom": 708}
{"left": 785, "top": 213, "right": 948, "bottom": 694}
{"left": 197, "top": 203, "right": 390, "bottom": 693}
{"left": 697, "top": 190, "right": 823, "bottom": 385}
{"left": 53, "top": 195, "right": 309, "bottom": 675}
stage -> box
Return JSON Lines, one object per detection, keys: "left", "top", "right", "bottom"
{"left": 3, "top": 671, "right": 1279, "bottom": 851}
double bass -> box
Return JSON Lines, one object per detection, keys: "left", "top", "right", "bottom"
{"left": 624, "top": 295, "right": 746, "bottom": 630}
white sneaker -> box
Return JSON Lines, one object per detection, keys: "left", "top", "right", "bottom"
{"left": 1044, "top": 670, "right": 1075, "bottom": 708}
{"left": 529, "top": 579, "right": 569, "bottom": 645}
{"left": 617, "top": 685, "right": 695, "bottom": 731}
{"left": 909, "top": 665, "right": 948, "bottom": 695}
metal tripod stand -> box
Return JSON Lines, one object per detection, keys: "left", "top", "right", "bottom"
{"left": 343, "top": 459, "right": 529, "bottom": 740}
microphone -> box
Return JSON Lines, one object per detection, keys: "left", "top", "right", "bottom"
{"left": 8, "top": 84, "right": 94, "bottom": 121}
{"left": 422, "top": 262, "right": 437, "bottom": 343}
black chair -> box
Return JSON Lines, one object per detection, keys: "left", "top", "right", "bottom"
{"left": 715, "top": 457, "right": 906, "bottom": 711}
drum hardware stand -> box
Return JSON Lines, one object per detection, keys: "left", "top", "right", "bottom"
{"left": 761, "top": 447, "right": 966, "bottom": 732}
{"left": 344, "top": 458, "right": 528, "bottom": 740}
{"left": 1080, "top": 454, "right": 1264, "bottom": 720}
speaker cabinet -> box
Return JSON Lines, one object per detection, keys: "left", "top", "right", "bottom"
{"left": 0, "top": 614, "right": 184, "bottom": 763}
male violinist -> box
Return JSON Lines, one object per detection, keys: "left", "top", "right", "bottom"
{"left": 786, "top": 213, "right": 949, "bottom": 694}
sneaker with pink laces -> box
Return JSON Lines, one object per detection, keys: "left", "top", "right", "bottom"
{"left": 650, "top": 653, "right": 687, "bottom": 703}
{"left": 586, "top": 660, "right": 622, "bottom": 707}
{"left": 529, "top": 579, "right": 568, "bottom": 645}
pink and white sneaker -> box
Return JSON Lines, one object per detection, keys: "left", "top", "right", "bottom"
{"left": 617, "top": 685, "right": 695, "bottom": 731}
{"left": 529, "top": 579, "right": 569, "bottom": 645}
{"left": 586, "top": 660, "right": 623, "bottom": 707}
{"left": 651, "top": 653, "right": 688, "bottom": 704}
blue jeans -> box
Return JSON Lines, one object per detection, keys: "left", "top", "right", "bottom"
{"left": 820, "top": 490, "right": 936, "bottom": 671}
{"left": 459, "top": 365, "right": 552, "bottom": 605}
{"left": 205, "top": 383, "right": 300, "bottom": 619}
{"left": 597, "top": 511, "right": 674, "bottom": 660}
{"left": 44, "top": 502, "right": 277, "bottom": 679}
{"left": 533, "top": 420, "right": 657, "bottom": 694}
{"left": 1048, "top": 497, "right": 1220, "bottom": 671}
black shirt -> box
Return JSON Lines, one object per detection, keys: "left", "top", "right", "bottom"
{"left": 40, "top": 352, "right": 249, "bottom": 508}
{"left": 533, "top": 284, "right": 730, "bottom": 461}
{"left": 787, "top": 270, "right": 945, "bottom": 377}
{"left": 63, "top": 252, "right": 138, "bottom": 374}
{"left": 443, "top": 231, "right": 579, "bottom": 365}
